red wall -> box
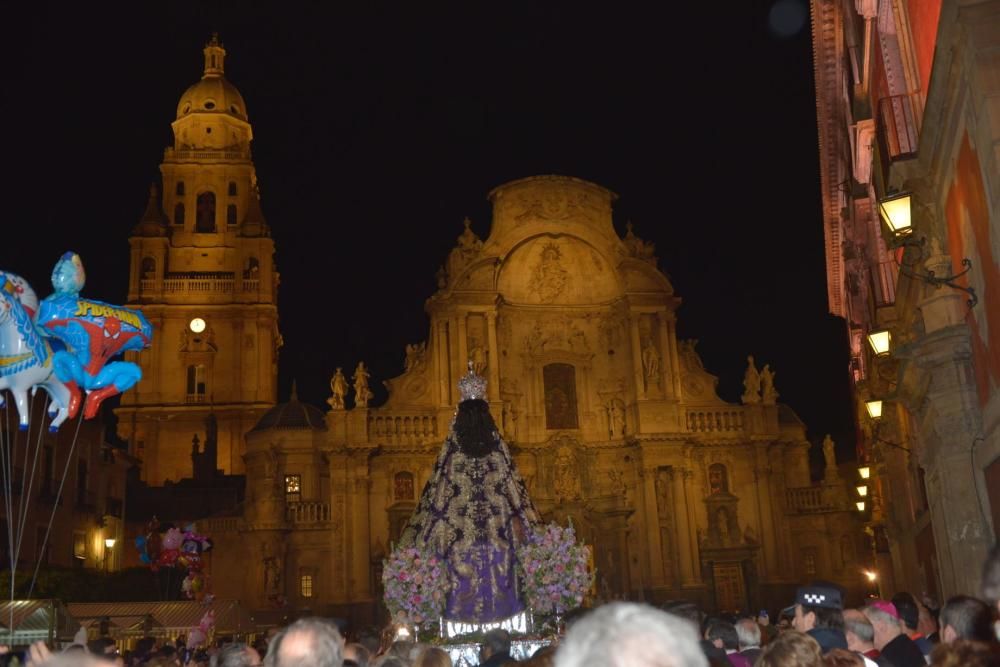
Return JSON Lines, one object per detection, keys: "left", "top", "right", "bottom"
{"left": 906, "top": 0, "right": 942, "bottom": 96}
{"left": 945, "top": 134, "right": 1000, "bottom": 407}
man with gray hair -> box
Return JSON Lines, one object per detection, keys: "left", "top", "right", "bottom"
{"left": 842, "top": 609, "right": 884, "bottom": 666}
{"left": 734, "top": 617, "right": 762, "bottom": 663}
{"left": 555, "top": 602, "right": 708, "bottom": 667}
{"left": 264, "top": 617, "right": 343, "bottom": 667}
{"left": 212, "top": 643, "right": 262, "bottom": 667}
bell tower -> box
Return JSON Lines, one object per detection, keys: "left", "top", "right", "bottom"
{"left": 117, "top": 35, "right": 280, "bottom": 485}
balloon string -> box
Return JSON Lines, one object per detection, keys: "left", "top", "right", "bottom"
{"left": 1, "top": 394, "right": 16, "bottom": 643}
{"left": 8, "top": 391, "right": 33, "bottom": 563}
{"left": 13, "top": 394, "right": 47, "bottom": 571}
{"left": 26, "top": 408, "right": 85, "bottom": 601}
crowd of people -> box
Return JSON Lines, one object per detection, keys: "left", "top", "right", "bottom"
{"left": 5, "top": 544, "right": 1000, "bottom": 667}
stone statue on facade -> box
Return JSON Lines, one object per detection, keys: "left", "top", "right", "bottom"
{"left": 761, "top": 364, "right": 778, "bottom": 405}
{"left": 404, "top": 342, "right": 427, "bottom": 374}
{"left": 262, "top": 542, "right": 282, "bottom": 599}
{"left": 553, "top": 444, "right": 580, "bottom": 502}
{"left": 641, "top": 338, "right": 660, "bottom": 382}
{"left": 741, "top": 355, "right": 761, "bottom": 404}
{"left": 823, "top": 434, "right": 837, "bottom": 478}
{"left": 353, "top": 362, "right": 373, "bottom": 408}
{"left": 327, "top": 367, "right": 348, "bottom": 410}
{"left": 469, "top": 338, "right": 487, "bottom": 376}
{"left": 608, "top": 400, "right": 625, "bottom": 437}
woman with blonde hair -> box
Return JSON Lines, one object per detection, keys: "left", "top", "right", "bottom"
{"left": 412, "top": 646, "right": 452, "bottom": 667}
{"left": 757, "top": 630, "right": 822, "bottom": 667}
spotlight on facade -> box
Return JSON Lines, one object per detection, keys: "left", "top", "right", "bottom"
{"left": 856, "top": 501, "right": 866, "bottom": 512}
{"left": 864, "top": 570, "right": 877, "bottom": 582}
{"left": 858, "top": 466, "right": 871, "bottom": 479}
{"left": 856, "top": 485, "right": 868, "bottom": 497}
{"left": 878, "top": 191, "right": 913, "bottom": 236}
{"left": 104, "top": 537, "right": 116, "bottom": 549}
{"left": 865, "top": 399, "right": 883, "bottom": 420}
{"left": 867, "top": 330, "right": 892, "bottom": 357}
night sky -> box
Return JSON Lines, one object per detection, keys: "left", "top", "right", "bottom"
{"left": 0, "top": 2, "right": 855, "bottom": 465}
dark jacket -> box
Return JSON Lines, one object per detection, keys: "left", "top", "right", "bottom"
{"left": 740, "top": 647, "right": 763, "bottom": 663}
{"left": 880, "top": 633, "right": 926, "bottom": 667}
{"left": 807, "top": 627, "right": 848, "bottom": 653}
{"left": 479, "top": 652, "right": 514, "bottom": 667}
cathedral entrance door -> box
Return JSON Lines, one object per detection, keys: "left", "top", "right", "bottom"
{"left": 712, "top": 562, "right": 746, "bottom": 614}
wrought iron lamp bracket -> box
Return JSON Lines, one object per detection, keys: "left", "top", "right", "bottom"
{"left": 891, "top": 236, "right": 978, "bottom": 308}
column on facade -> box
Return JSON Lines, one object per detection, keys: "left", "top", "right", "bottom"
{"left": 457, "top": 313, "right": 468, "bottom": 375}
{"left": 672, "top": 467, "right": 698, "bottom": 586}
{"left": 657, "top": 312, "right": 674, "bottom": 399}
{"left": 629, "top": 314, "right": 646, "bottom": 400}
{"left": 486, "top": 311, "right": 500, "bottom": 402}
{"left": 641, "top": 466, "right": 665, "bottom": 587}
{"left": 328, "top": 452, "right": 349, "bottom": 601}
{"left": 436, "top": 319, "right": 450, "bottom": 406}
{"left": 350, "top": 464, "right": 372, "bottom": 600}
{"left": 682, "top": 468, "right": 703, "bottom": 584}
{"left": 753, "top": 447, "right": 778, "bottom": 578}
{"left": 665, "top": 314, "right": 683, "bottom": 399}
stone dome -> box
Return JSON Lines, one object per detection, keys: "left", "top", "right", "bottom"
{"left": 175, "top": 35, "right": 248, "bottom": 121}
{"left": 251, "top": 386, "right": 327, "bottom": 432}
{"left": 176, "top": 77, "right": 248, "bottom": 121}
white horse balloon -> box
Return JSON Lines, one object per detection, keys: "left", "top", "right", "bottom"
{"left": 0, "top": 272, "right": 71, "bottom": 431}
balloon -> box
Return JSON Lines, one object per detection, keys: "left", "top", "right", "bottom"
{"left": 36, "top": 252, "right": 152, "bottom": 420}
{"left": 0, "top": 272, "right": 73, "bottom": 431}
{"left": 162, "top": 528, "right": 183, "bottom": 551}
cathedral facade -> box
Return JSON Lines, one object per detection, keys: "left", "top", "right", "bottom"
{"left": 124, "top": 39, "right": 866, "bottom": 626}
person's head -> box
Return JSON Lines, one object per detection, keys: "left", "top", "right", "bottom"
{"left": 820, "top": 648, "right": 864, "bottom": 666}
{"left": 982, "top": 542, "right": 1000, "bottom": 614}
{"left": 480, "top": 629, "right": 511, "bottom": 661}
{"left": 735, "top": 617, "right": 762, "bottom": 650}
{"left": 792, "top": 586, "right": 844, "bottom": 634}
{"left": 263, "top": 617, "right": 343, "bottom": 667}
{"left": 211, "top": 643, "right": 261, "bottom": 667}
{"left": 705, "top": 621, "right": 739, "bottom": 652}
{"left": 553, "top": 602, "right": 708, "bottom": 667}
{"left": 342, "top": 642, "right": 371, "bottom": 667}
{"left": 413, "top": 646, "right": 452, "bottom": 667}
{"left": 387, "top": 639, "right": 414, "bottom": 660}
{"left": 841, "top": 609, "right": 875, "bottom": 653}
{"left": 756, "top": 630, "right": 822, "bottom": 667}
{"left": 890, "top": 592, "right": 920, "bottom": 633}
{"left": 929, "top": 639, "right": 1000, "bottom": 667}
{"left": 938, "top": 595, "right": 995, "bottom": 643}
{"left": 861, "top": 601, "right": 901, "bottom": 650}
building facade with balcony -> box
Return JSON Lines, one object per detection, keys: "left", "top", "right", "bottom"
{"left": 200, "top": 175, "right": 868, "bottom": 625}
{"left": 115, "top": 35, "right": 281, "bottom": 486}
{"left": 811, "top": 0, "right": 1000, "bottom": 601}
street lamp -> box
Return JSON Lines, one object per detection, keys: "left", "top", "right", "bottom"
{"left": 867, "top": 330, "right": 892, "bottom": 357}
{"left": 864, "top": 570, "right": 877, "bottom": 583}
{"left": 856, "top": 501, "right": 866, "bottom": 512}
{"left": 865, "top": 399, "right": 883, "bottom": 420}
{"left": 858, "top": 466, "right": 871, "bottom": 480}
{"left": 856, "top": 484, "right": 869, "bottom": 497}
{"left": 104, "top": 537, "right": 116, "bottom": 573}
{"left": 877, "top": 191, "right": 913, "bottom": 236}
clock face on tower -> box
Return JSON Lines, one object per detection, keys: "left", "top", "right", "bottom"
{"left": 189, "top": 317, "right": 207, "bottom": 333}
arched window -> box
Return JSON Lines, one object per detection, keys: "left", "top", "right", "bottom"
{"left": 173, "top": 203, "right": 185, "bottom": 226}
{"left": 140, "top": 257, "right": 156, "bottom": 278}
{"left": 228, "top": 181, "right": 238, "bottom": 196}
{"left": 709, "top": 464, "right": 729, "bottom": 494}
{"left": 186, "top": 365, "right": 207, "bottom": 402}
{"left": 543, "top": 363, "right": 579, "bottom": 429}
{"left": 394, "top": 472, "right": 414, "bottom": 501}
{"left": 196, "top": 192, "right": 216, "bottom": 233}
{"left": 176, "top": 181, "right": 185, "bottom": 196}
{"left": 227, "top": 204, "right": 237, "bottom": 226}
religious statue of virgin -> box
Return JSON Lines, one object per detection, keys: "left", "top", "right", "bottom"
{"left": 398, "top": 363, "right": 539, "bottom": 624}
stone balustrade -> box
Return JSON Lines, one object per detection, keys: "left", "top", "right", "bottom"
{"left": 198, "top": 517, "right": 242, "bottom": 533}
{"left": 785, "top": 485, "right": 843, "bottom": 514}
{"left": 165, "top": 148, "right": 251, "bottom": 161}
{"left": 286, "top": 501, "right": 331, "bottom": 524}
{"left": 685, "top": 408, "right": 745, "bottom": 434}
{"left": 368, "top": 413, "right": 439, "bottom": 445}
{"left": 139, "top": 274, "right": 262, "bottom": 296}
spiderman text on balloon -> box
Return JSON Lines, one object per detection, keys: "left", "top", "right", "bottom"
{"left": 37, "top": 252, "right": 152, "bottom": 420}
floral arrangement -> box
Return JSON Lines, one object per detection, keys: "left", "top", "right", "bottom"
{"left": 382, "top": 545, "right": 449, "bottom": 627}
{"left": 516, "top": 521, "right": 594, "bottom": 616}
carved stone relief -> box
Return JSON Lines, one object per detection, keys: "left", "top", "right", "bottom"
{"left": 530, "top": 243, "right": 570, "bottom": 303}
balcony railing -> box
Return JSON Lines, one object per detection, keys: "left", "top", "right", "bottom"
{"left": 286, "top": 501, "right": 331, "bottom": 525}
{"left": 368, "top": 413, "right": 439, "bottom": 445}
{"left": 139, "top": 273, "right": 263, "bottom": 297}
{"left": 164, "top": 148, "right": 251, "bottom": 161}
{"left": 785, "top": 485, "right": 842, "bottom": 514}
{"left": 685, "top": 408, "right": 745, "bottom": 434}
{"left": 186, "top": 393, "right": 207, "bottom": 404}
{"left": 876, "top": 93, "right": 920, "bottom": 170}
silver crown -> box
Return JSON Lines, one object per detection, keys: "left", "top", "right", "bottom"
{"left": 458, "top": 361, "right": 488, "bottom": 401}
